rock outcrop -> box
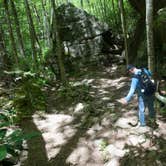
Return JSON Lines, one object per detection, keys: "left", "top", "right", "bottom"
{"left": 55, "top": 3, "right": 111, "bottom": 58}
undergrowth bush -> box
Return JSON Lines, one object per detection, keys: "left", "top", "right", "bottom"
{"left": 159, "top": 106, "right": 166, "bottom": 116}
{"left": 6, "top": 70, "right": 46, "bottom": 120}
{"left": 0, "top": 111, "right": 39, "bottom": 162}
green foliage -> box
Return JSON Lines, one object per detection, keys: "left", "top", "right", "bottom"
{"left": 155, "top": 8, "right": 166, "bottom": 28}
{"left": 7, "top": 70, "right": 46, "bottom": 119}
{"left": 159, "top": 106, "right": 166, "bottom": 116}
{"left": 0, "top": 111, "right": 39, "bottom": 161}
{"left": 0, "top": 0, "right": 141, "bottom": 76}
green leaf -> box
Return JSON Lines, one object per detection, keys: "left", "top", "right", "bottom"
{"left": 0, "top": 113, "right": 8, "bottom": 121}
{"left": 6, "top": 130, "right": 22, "bottom": 143}
{"left": 0, "top": 145, "right": 7, "bottom": 161}
{"left": 0, "top": 129, "right": 7, "bottom": 140}
{"left": 0, "top": 122, "right": 10, "bottom": 128}
{"left": 6, "top": 145, "right": 18, "bottom": 157}
{"left": 22, "top": 132, "right": 41, "bottom": 140}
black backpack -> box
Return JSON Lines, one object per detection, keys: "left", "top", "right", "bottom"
{"left": 134, "top": 68, "right": 156, "bottom": 96}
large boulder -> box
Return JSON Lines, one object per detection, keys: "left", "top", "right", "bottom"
{"left": 55, "top": 3, "right": 109, "bottom": 58}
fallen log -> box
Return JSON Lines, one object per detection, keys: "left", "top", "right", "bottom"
{"left": 155, "top": 92, "right": 166, "bottom": 104}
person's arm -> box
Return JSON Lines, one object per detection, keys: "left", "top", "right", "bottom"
{"left": 124, "top": 77, "right": 138, "bottom": 103}
{"left": 143, "top": 68, "right": 152, "bottom": 76}
{"left": 117, "top": 77, "right": 138, "bottom": 105}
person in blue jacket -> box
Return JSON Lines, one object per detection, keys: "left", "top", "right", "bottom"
{"left": 118, "top": 64, "right": 156, "bottom": 127}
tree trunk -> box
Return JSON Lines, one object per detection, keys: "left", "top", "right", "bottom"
{"left": 32, "top": 4, "right": 41, "bottom": 24}
{"left": 41, "top": 0, "right": 51, "bottom": 47}
{"left": 0, "top": 24, "right": 8, "bottom": 70}
{"left": 128, "top": 0, "right": 166, "bottom": 16}
{"left": 51, "top": 0, "right": 67, "bottom": 84}
{"left": 111, "top": 0, "right": 119, "bottom": 28}
{"left": 80, "top": 0, "right": 83, "bottom": 8}
{"left": 119, "top": 0, "right": 129, "bottom": 65}
{"left": 146, "top": 0, "right": 154, "bottom": 73}
{"left": 10, "top": 0, "right": 26, "bottom": 57}
{"left": 3, "top": 0, "right": 18, "bottom": 64}
{"left": 103, "top": 0, "right": 107, "bottom": 21}
{"left": 98, "top": 0, "right": 105, "bottom": 22}
{"left": 128, "top": 0, "right": 166, "bottom": 65}
{"left": 24, "top": 0, "right": 38, "bottom": 66}
{"left": 128, "top": 0, "right": 145, "bottom": 16}
{"left": 128, "top": 17, "right": 145, "bottom": 64}
{"left": 32, "top": 3, "right": 44, "bottom": 38}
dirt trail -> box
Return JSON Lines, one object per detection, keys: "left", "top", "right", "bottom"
{"left": 20, "top": 66, "right": 166, "bottom": 166}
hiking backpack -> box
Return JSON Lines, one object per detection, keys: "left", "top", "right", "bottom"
{"left": 134, "top": 68, "right": 156, "bottom": 96}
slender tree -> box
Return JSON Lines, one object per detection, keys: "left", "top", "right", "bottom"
{"left": 24, "top": 0, "right": 38, "bottom": 66}
{"left": 119, "top": 0, "right": 129, "bottom": 65}
{"left": 32, "top": 4, "right": 41, "bottom": 24}
{"left": 80, "top": 0, "right": 83, "bottom": 8}
{"left": 0, "top": 24, "right": 8, "bottom": 70}
{"left": 146, "top": 0, "right": 154, "bottom": 73}
{"left": 32, "top": 3, "right": 44, "bottom": 39}
{"left": 103, "top": 0, "right": 107, "bottom": 20}
{"left": 51, "top": 0, "right": 67, "bottom": 84}
{"left": 42, "top": 0, "right": 51, "bottom": 47}
{"left": 3, "top": 0, "right": 18, "bottom": 64}
{"left": 10, "top": 0, "right": 26, "bottom": 57}
{"left": 111, "top": 0, "right": 119, "bottom": 29}
{"left": 128, "top": 17, "right": 145, "bottom": 64}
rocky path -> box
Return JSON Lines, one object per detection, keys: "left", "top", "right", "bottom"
{"left": 20, "top": 66, "right": 166, "bottom": 166}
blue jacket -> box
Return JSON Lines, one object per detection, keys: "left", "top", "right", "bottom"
{"left": 125, "top": 68, "right": 151, "bottom": 102}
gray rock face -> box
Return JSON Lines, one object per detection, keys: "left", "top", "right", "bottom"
{"left": 56, "top": 3, "right": 109, "bottom": 58}
{"left": 64, "top": 36, "right": 103, "bottom": 58}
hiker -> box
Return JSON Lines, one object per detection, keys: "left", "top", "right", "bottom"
{"left": 118, "top": 64, "right": 157, "bottom": 127}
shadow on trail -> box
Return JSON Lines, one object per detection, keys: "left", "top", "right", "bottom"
{"left": 20, "top": 111, "right": 106, "bottom": 166}
{"left": 20, "top": 119, "right": 48, "bottom": 166}
{"left": 48, "top": 113, "right": 93, "bottom": 166}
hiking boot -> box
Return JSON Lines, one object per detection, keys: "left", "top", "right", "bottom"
{"left": 135, "top": 122, "right": 146, "bottom": 128}
{"left": 134, "top": 122, "right": 149, "bottom": 133}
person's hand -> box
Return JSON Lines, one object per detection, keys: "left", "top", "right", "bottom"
{"left": 116, "top": 98, "right": 128, "bottom": 105}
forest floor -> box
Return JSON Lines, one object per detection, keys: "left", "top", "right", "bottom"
{"left": 5, "top": 65, "right": 166, "bottom": 166}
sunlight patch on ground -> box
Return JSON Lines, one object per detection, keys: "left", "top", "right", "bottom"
{"left": 98, "top": 89, "right": 109, "bottom": 94}
{"left": 67, "top": 144, "right": 90, "bottom": 165}
{"left": 154, "top": 120, "right": 166, "bottom": 138}
{"left": 115, "top": 118, "right": 134, "bottom": 129}
{"left": 102, "top": 97, "right": 110, "bottom": 101}
{"left": 98, "top": 77, "right": 127, "bottom": 89}
{"left": 67, "top": 138, "right": 103, "bottom": 166}
{"left": 73, "top": 79, "right": 94, "bottom": 86}
{"left": 105, "top": 144, "right": 127, "bottom": 158}
{"left": 83, "top": 107, "right": 166, "bottom": 166}
{"left": 105, "top": 65, "right": 118, "bottom": 74}
{"left": 105, "top": 158, "right": 120, "bottom": 166}
{"left": 33, "top": 114, "right": 77, "bottom": 160}
{"left": 74, "top": 103, "right": 85, "bottom": 114}
{"left": 127, "top": 134, "right": 146, "bottom": 146}
{"left": 101, "top": 117, "right": 112, "bottom": 127}
{"left": 97, "top": 89, "right": 110, "bottom": 97}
